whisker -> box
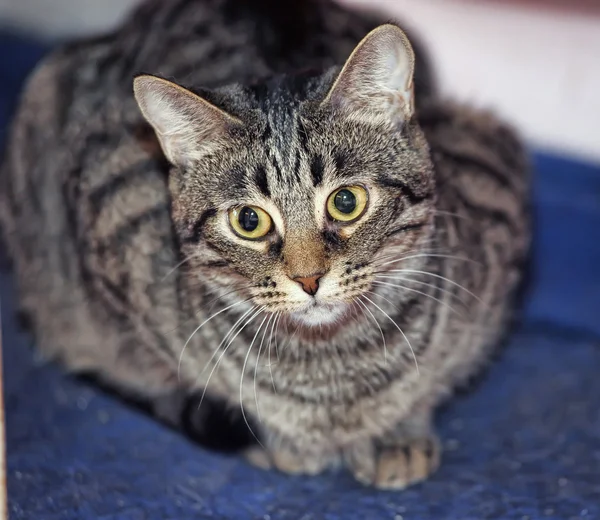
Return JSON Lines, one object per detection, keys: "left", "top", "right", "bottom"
{"left": 364, "top": 289, "right": 400, "bottom": 310}
{"left": 267, "top": 312, "right": 281, "bottom": 392}
{"left": 375, "top": 253, "right": 480, "bottom": 269}
{"left": 195, "top": 305, "right": 259, "bottom": 410}
{"left": 372, "top": 280, "right": 465, "bottom": 318}
{"left": 240, "top": 312, "right": 269, "bottom": 446}
{"left": 380, "top": 269, "right": 485, "bottom": 306}
{"left": 356, "top": 297, "right": 388, "bottom": 364}
{"left": 178, "top": 298, "right": 251, "bottom": 382}
{"left": 371, "top": 246, "right": 456, "bottom": 271}
{"left": 253, "top": 312, "right": 275, "bottom": 422}
{"left": 432, "top": 209, "right": 471, "bottom": 221}
{"left": 374, "top": 274, "right": 469, "bottom": 307}
{"left": 160, "top": 253, "right": 203, "bottom": 282}
{"left": 279, "top": 320, "right": 301, "bottom": 354}
{"left": 362, "top": 295, "right": 419, "bottom": 375}
{"left": 204, "top": 284, "right": 254, "bottom": 315}
{"left": 167, "top": 282, "right": 253, "bottom": 334}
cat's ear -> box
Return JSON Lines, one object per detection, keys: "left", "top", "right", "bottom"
{"left": 133, "top": 75, "right": 241, "bottom": 165}
{"left": 322, "top": 24, "right": 415, "bottom": 125}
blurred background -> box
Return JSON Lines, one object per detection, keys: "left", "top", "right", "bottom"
{"left": 1, "top": 0, "right": 599, "bottom": 163}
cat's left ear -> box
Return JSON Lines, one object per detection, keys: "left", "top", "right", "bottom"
{"left": 133, "top": 75, "right": 241, "bottom": 166}
{"left": 322, "top": 24, "right": 415, "bottom": 125}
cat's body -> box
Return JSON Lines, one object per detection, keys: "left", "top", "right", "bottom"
{"left": 0, "top": 0, "right": 530, "bottom": 488}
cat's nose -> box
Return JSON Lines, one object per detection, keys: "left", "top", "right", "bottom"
{"left": 293, "top": 274, "right": 323, "bottom": 296}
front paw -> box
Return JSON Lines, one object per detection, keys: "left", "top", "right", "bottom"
{"left": 244, "top": 442, "right": 338, "bottom": 476}
{"left": 344, "top": 434, "right": 441, "bottom": 489}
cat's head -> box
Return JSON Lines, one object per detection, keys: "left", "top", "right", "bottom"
{"left": 134, "top": 24, "right": 434, "bottom": 328}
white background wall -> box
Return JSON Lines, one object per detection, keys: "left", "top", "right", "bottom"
{"left": 1, "top": 0, "right": 599, "bottom": 164}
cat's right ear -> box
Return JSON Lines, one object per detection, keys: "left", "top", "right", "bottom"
{"left": 322, "top": 24, "right": 415, "bottom": 126}
{"left": 133, "top": 75, "right": 241, "bottom": 166}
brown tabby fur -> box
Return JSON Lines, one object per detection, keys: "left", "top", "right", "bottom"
{"left": 0, "top": 0, "right": 530, "bottom": 488}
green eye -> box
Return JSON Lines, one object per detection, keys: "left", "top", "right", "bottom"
{"left": 229, "top": 205, "right": 272, "bottom": 239}
{"left": 327, "top": 186, "right": 368, "bottom": 222}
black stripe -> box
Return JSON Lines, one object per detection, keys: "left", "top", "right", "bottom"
{"left": 79, "top": 132, "right": 119, "bottom": 168}
{"left": 334, "top": 150, "right": 350, "bottom": 173}
{"left": 93, "top": 272, "right": 173, "bottom": 359}
{"left": 292, "top": 150, "right": 302, "bottom": 183}
{"left": 454, "top": 190, "right": 516, "bottom": 232}
{"left": 254, "top": 166, "right": 270, "bottom": 197}
{"left": 310, "top": 154, "right": 324, "bottom": 187}
{"left": 160, "top": 0, "right": 195, "bottom": 31}
{"left": 261, "top": 122, "right": 272, "bottom": 143}
{"left": 385, "top": 221, "right": 428, "bottom": 238}
{"left": 87, "top": 159, "right": 161, "bottom": 217}
{"left": 204, "top": 239, "right": 229, "bottom": 257}
{"left": 377, "top": 176, "right": 433, "bottom": 204}
{"left": 268, "top": 239, "right": 283, "bottom": 259}
{"left": 438, "top": 143, "right": 514, "bottom": 190}
{"left": 270, "top": 154, "right": 283, "bottom": 182}
{"left": 183, "top": 208, "right": 217, "bottom": 244}
{"left": 200, "top": 260, "right": 230, "bottom": 269}
{"left": 297, "top": 120, "right": 309, "bottom": 152}
{"left": 102, "top": 204, "right": 168, "bottom": 247}
{"left": 322, "top": 229, "right": 344, "bottom": 252}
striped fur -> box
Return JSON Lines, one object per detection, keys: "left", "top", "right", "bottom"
{"left": 0, "top": 0, "right": 529, "bottom": 488}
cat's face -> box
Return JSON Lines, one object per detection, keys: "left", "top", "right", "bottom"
{"left": 135, "top": 24, "right": 435, "bottom": 328}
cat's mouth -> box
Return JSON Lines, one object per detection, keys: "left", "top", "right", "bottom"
{"left": 284, "top": 301, "right": 358, "bottom": 341}
{"left": 289, "top": 300, "right": 351, "bottom": 327}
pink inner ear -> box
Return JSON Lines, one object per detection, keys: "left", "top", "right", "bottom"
{"left": 134, "top": 76, "right": 241, "bottom": 165}
{"left": 324, "top": 25, "right": 415, "bottom": 122}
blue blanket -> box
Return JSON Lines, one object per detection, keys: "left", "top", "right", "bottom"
{"left": 2, "top": 33, "right": 599, "bottom": 520}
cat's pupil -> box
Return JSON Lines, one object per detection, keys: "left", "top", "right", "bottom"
{"left": 239, "top": 207, "right": 259, "bottom": 232}
{"left": 334, "top": 189, "right": 356, "bottom": 214}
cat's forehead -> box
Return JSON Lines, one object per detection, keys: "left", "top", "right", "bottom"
{"left": 220, "top": 75, "right": 339, "bottom": 200}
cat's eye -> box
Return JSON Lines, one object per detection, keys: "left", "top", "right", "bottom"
{"left": 228, "top": 205, "right": 273, "bottom": 239}
{"left": 326, "top": 186, "right": 368, "bottom": 223}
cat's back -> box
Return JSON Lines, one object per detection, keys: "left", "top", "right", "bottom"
{"left": 22, "top": 0, "right": 432, "bottom": 128}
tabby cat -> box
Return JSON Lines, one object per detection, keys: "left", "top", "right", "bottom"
{"left": 0, "top": 0, "right": 530, "bottom": 489}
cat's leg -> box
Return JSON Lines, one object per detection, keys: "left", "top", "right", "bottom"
{"left": 244, "top": 431, "right": 340, "bottom": 476}
{"left": 343, "top": 409, "right": 441, "bottom": 489}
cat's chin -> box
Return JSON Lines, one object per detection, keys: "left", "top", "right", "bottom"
{"left": 289, "top": 302, "right": 350, "bottom": 327}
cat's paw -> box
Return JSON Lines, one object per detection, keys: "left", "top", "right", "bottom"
{"left": 243, "top": 445, "right": 273, "bottom": 470}
{"left": 345, "top": 434, "right": 441, "bottom": 489}
{"left": 244, "top": 442, "right": 337, "bottom": 476}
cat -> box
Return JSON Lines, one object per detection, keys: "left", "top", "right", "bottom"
{"left": 0, "top": 0, "right": 530, "bottom": 489}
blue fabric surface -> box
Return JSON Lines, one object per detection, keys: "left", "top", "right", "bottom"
{"left": 2, "top": 34, "right": 600, "bottom": 520}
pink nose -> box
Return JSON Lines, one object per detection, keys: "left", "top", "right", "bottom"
{"left": 293, "top": 274, "right": 322, "bottom": 296}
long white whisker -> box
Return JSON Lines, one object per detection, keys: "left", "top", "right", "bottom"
{"left": 253, "top": 312, "right": 274, "bottom": 422}
{"left": 375, "top": 275, "right": 469, "bottom": 306}
{"left": 273, "top": 313, "right": 287, "bottom": 360}
{"left": 383, "top": 269, "right": 485, "bottom": 305}
{"left": 195, "top": 305, "right": 259, "bottom": 411}
{"left": 267, "top": 312, "right": 281, "bottom": 392}
{"left": 178, "top": 298, "right": 250, "bottom": 382}
{"left": 364, "top": 290, "right": 400, "bottom": 311}
{"left": 376, "top": 253, "right": 479, "bottom": 269}
{"left": 203, "top": 285, "right": 253, "bottom": 315}
{"left": 240, "top": 312, "right": 268, "bottom": 446}
{"left": 432, "top": 209, "right": 470, "bottom": 221}
{"left": 372, "top": 280, "right": 464, "bottom": 318}
{"left": 168, "top": 284, "right": 253, "bottom": 334}
{"left": 362, "top": 295, "right": 419, "bottom": 375}
{"left": 356, "top": 297, "right": 387, "bottom": 364}
{"left": 279, "top": 321, "right": 301, "bottom": 354}
{"left": 161, "top": 254, "right": 202, "bottom": 282}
